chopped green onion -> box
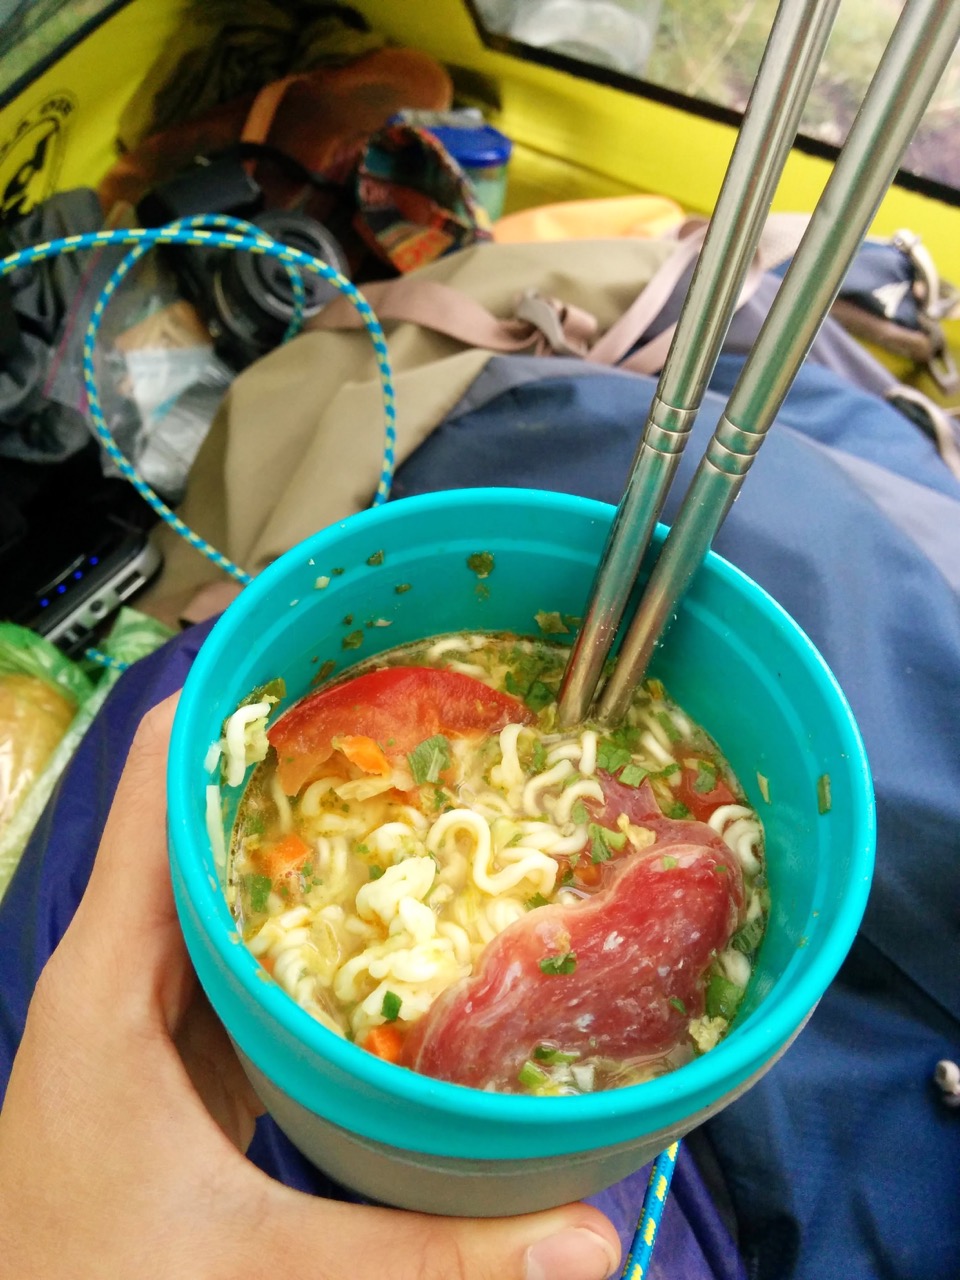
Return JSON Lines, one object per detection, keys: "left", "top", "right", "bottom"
{"left": 656, "top": 710, "right": 682, "bottom": 743}
{"left": 692, "top": 761, "right": 718, "bottom": 794}
{"left": 661, "top": 855, "right": 678, "bottom": 870}
{"left": 662, "top": 801, "right": 692, "bottom": 819}
{"left": 341, "top": 630, "right": 364, "bottom": 650}
{"left": 531, "top": 741, "right": 547, "bottom": 773}
{"left": 619, "top": 763, "right": 648, "bottom": 787}
{"left": 705, "top": 974, "right": 744, "bottom": 1020}
{"left": 243, "top": 873, "right": 272, "bottom": 914}
{"left": 525, "top": 893, "right": 550, "bottom": 910}
{"left": 394, "top": 582, "right": 412, "bottom": 594}
{"left": 817, "top": 773, "right": 832, "bottom": 815}
{"left": 368, "top": 865, "right": 385, "bottom": 880}
{"left": 731, "top": 916, "right": 765, "bottom": 954}
{"left": 532, "top": 1044, "right": 579, "bottom": 1064}
{"left": 518, "top": 1060, "right": 552, "bottom": 1089}
{"left": 380, "top": 991, "right": 402, "bottom": 1022}
{"left": 588, "top": 823, "right": 627, "bottom": 863}
{"left": 596, "top": 739, "right": 632, "bottom": 773}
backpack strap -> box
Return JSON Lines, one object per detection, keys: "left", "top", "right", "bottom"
{"left": 310, "top": 214, "right": 812, "bottom": 373}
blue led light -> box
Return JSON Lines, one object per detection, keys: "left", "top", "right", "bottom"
{"left": 40, "top": 598, "right": 49, "bottom": 608}
{"left": 89, "top": 556, "right": 99, "bottom": 566}
{"left": 57, "top": 584, "right": 67, "bottom": 594}
{"left": 73, "top": 569, "right": 83, "bottom": 579}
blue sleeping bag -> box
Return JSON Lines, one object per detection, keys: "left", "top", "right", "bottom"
{"left": 1, "top": 349, "right": 958, "bottom": 1279}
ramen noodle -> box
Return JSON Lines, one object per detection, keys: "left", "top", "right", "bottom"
{"left": 221, "top": 632, "right": 767, "bottom": 1095}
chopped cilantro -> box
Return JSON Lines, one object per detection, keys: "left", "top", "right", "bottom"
{"left": 668, "top": 996, "right": 687, "bottom": 1015}
{"left": 526, "top": 680, "right": 554, "bottom": 711}
{"left": 475, "top": 582, "right": 491, "bottom": 601}
{"left": 817, "top": 773, "right": 832, "bottom": 814}
{"left": 714, "top": 864, "right": 728, "bottom": 874}
{"left": 706, "top": 974, "right": 744, "bottom": 1020}
{"left": 407, "top": 735, "right": 452, "bottom": 784}
{"left": 342, "top": 614, "right": 353, "bottom": 626}
{"left": 534, "top": 610, "right": 568, "bottom": 635}
{"left": 394, "top": 582, "right": 412, "bottom": 594}
{"left": 562, "top": 614, "right": 582, "bottom": 629}
{"left": 366, "top": 549, "right": 385, "bottom": 566}
{"left": 525, "top": 893, "right": 550, "bottom": 910}
{"left": 692, "top": 761, "right": 718, "bottom": 794}
{"left": 380, "top": 991, "right": 402, "bottom": 1022}
{"left": 243, "top": 873, "right": 272, "bottom": 914}
{"left": 533, "top": 1044, "right": 579, "bottom": 1064}
{"left": 570, "top": 799, "right": 589, "bottom": 825}
{"left": 619, "top": 763, "right": 648, "bottom": 788}
{"left": 467, "top": 551, "right": 495, "bottom": 578}
{"left": 588, "top": 823, "right": 627, "bottom": 863}
{"left": 559, "top": 865, "right": 575, "bottom": 887}
{"left": 331, "top": 567, "right": 345, "bottom": 576}
{"left": 596, "top": 739, "right": 633, "bottom": 773}
{"left": 539, "top": 950, "right": 577, "bottom": 976}
{"left": 518, "top": 1060, "right": 552, "bottom": 1089}
{"left": 341, "top": 630, "right": 364, "bottom": 650}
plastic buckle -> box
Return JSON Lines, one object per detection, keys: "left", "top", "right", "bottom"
{"left": 514, "top": 289, "right": 586, "bottom": 356}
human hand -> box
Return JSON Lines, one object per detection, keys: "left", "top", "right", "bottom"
{"left": 0, "top": 696, "right": 622, "bottom": 1280}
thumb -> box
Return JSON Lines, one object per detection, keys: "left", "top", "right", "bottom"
{"left": 260, "top": 1188, "right": 622, "bottom": 1280}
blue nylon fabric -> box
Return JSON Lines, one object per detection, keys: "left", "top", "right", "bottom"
{"left": 391, "top": 359, "right": 960, "bottom": 1279}
{"left": 1, "top": 354, "right": 957, "bottom": 1278}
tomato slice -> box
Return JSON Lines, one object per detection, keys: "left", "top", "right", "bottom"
{"left": 267, "top": 666, "right": 535, "bottom": 794}
{"left": 675, "top": 763, "right": 738, "bottom": 824}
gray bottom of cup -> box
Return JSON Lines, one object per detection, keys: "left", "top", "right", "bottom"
{"left": 235, "top": 1044, "right": 793, "bottom": 1216}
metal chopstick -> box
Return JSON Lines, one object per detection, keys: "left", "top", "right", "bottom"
{"left": 557, "top": 0, "right": 842, "bottom": 727}
{"left": 595, "top": 0, "right": 960, "bottom": 726}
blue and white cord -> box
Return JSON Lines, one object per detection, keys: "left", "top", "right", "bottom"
{"left": 0, "top": 214, "right": 398, "bottom": 588}
{"left": 621, "top": 1141, "right": 680, "bottom": 1279}
{"left": 0, "top": 215, "right": 398, "bottom": 665}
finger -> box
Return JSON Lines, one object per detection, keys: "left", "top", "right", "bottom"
{"left": 254, "top": 1188, "right": 622, "bottom": 1280}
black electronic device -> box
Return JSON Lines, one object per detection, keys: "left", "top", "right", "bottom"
{"left": 0, "top": 446, "right": 162, "bottom": 658}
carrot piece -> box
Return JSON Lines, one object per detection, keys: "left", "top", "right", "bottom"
{"left": 335, "top": 734, "right": 392, "bottom": 776}
{"left": 362, "top": 1024, "right": 406, "bottom": 1063}
{"left": 262, "top": 832, "right": 312, "bottom": 878}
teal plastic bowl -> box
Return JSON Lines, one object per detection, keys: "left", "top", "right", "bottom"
{"left": 167, "top": 488, "right": 875, "bottom": 1216}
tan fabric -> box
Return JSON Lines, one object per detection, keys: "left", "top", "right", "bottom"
{"left": 139, "top": 236, "right": 682, "bottom": 623}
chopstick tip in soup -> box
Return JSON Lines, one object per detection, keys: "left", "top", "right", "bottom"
{"left": 219, "top": 632, "right": 768, "bottom": 1095}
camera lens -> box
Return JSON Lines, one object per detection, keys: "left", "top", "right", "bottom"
{"left": 212, "top": 210, "right": 349, "bottom": 363}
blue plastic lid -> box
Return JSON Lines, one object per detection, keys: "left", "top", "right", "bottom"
{"left": 427, "top": 122, "right": 513, "bottom": 168}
